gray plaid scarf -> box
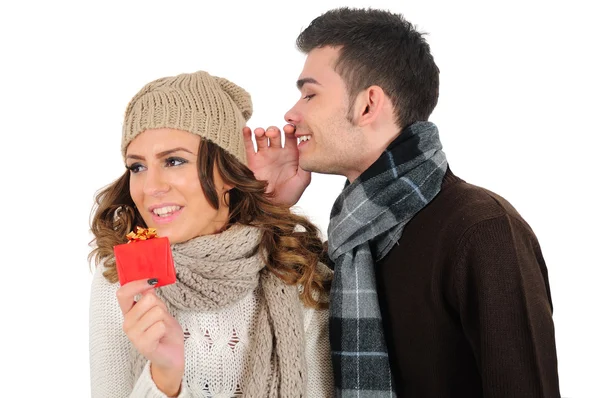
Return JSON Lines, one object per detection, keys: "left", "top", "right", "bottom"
{"left": 327, "top": 121, "right": 448, "bottom": 397}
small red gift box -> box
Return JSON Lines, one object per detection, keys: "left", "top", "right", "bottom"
{"left": 113, "top": 227, "right": 176, "bottom": 288}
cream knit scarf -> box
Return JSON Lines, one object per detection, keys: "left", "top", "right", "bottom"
{"left": 129, "top": 224, "right": 307, "bottom": 397}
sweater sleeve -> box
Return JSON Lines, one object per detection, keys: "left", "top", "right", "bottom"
{"left": 452, "top": 214, "right": 560, "bottom": 398}
{"left": 302, "top": 262, "right": 335, "bottom": 397}
{"left": 89, "top": 264, "right": 190, "bottom": 398}
{"left": 302, "top": 304, "right": 335, "bottom": 397}
{"left": 131, "top": 362, "right": 191, "bottom": 397}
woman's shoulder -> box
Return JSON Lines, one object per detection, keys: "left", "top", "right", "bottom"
{"left": 90, "top": 262, "right": 120, "bottom": 297}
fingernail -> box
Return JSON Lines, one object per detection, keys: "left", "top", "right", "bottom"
{"left": 148, "top": 278, "right": 158, "bottom": 286}
{"left": 267, "top": 127, "right": 275, "bottom": 131}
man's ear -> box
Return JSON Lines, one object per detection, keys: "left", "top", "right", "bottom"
{"left": 351, "top": 86, "right": 386, "bottom": 127}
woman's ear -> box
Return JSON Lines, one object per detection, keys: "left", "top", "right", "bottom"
{"left": 220, "top": 184, "right": 235, "bottom": 207}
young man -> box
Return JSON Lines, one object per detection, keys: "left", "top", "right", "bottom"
{"left": 243, "top": 7, "right": 560, "bottom": 398}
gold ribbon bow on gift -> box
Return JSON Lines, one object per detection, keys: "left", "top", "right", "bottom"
{"left": 126, "top": 227, "right": 158, "bottom": 243}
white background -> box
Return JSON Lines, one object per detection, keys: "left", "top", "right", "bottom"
{"left": 1, "top": 0, "right": 598, "bottom": 396}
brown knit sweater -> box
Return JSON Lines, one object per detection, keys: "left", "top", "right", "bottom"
{"left": 372, "top": 167, "right": 560, "bottom": 397}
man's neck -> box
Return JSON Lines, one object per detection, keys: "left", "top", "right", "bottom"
{"left": 346, "top": 129, "right": 403, "bottom": 183}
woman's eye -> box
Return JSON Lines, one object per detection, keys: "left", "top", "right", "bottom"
{"left": 165, "top": 157, "right": 187, "bottom": 167}
{"left": 127, "top": 163, "right": 144, "bottom": 173}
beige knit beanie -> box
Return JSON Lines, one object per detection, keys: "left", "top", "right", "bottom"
{"left": 121, "top": 70, "right": 252, "bottom": 165}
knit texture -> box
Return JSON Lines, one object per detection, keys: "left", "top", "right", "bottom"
{"left": 121, "top": 70, "right": 252, "bottom": 165}
{"left": 89, "top": 225, "right": 334, "bottom": 397}
{"left": 155, "top": 225, "right": 306, "bottom": 397}
{"left": 374, "top": 168, "right": 561, "bottom": 397}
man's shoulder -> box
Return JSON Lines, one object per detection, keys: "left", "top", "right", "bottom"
{"left": 403, "top": 168, "right": 534, "bottom": 245}
{"left": 435, "top": 170, "right": 526, "bottom": 225}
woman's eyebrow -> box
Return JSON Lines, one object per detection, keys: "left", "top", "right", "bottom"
{"left": 126, "top": 147, "right": 196, "bottom": 160}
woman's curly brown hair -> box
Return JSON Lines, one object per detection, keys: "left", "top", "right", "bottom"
{"left": 89, "top": 138, "right": 331, "bottom": 309}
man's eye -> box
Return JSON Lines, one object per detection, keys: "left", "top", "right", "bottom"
{"left": 303, "top": 94, "right": 315, "bottom": 101}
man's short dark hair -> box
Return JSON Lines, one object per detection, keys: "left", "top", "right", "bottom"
{"left": 297, "top": 7, "right": 440, "bottom": 129}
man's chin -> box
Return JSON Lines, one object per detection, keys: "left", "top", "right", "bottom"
{"left": 301, "top": 161, "right": 348, "bottom": 178}
{"left": 299, "top": 155, "right": 320, "bottom": 173}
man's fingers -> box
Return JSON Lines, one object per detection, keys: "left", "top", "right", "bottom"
{"left": 284, "top": 132, "right": 298, "bottom": 150}
{"left": 265, "top": 126, "right": 282, "bottom": 148}
{"left": 242, "top": 126, "right": 256, "bottom": 155}
{"left": 282, "top": 124, "right": 296, "bottom": 135}
{"left": 254, "top": 127, "right": 269, "bottom": 150}
{"left": 283, "top": 124, "right": 298, "bottom": 149}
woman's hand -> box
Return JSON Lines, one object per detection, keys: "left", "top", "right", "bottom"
{"left": 116, "top": 279, "right": 185, "bottom": 396}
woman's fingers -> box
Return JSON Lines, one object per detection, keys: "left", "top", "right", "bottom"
{"left": 116, "top": 278, "right": 158, "bottom": 315}
{"left": 135, "top": 320, "right": 168, "bottom": 355}
{"left": 123, "top": 304, "right": 165, "bottom": 337}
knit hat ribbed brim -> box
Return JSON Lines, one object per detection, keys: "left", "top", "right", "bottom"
{"left": 121, "top": 70, "right": 252, "bottom": 165}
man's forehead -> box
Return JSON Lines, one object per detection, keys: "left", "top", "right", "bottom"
{"left": 305, "top": 46, "right": 340, "bottom": 68}
{"left": 298, "top": 48, "right": 341, "bottom": 86}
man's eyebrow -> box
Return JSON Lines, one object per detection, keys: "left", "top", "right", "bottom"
{"left": 297, "top": 77, "right": 321, "bottom": 90}
{"left": 126, "top": 147, "right": 195, "bottom": 160}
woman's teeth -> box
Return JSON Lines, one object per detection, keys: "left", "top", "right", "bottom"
{"left": 153, "top": 206, "right": 181, "bottom": 216}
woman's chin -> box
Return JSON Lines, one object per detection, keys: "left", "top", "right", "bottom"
{"left": 159, "top": 230, "right": 197, "bottom": 244}
{"left": 154, "top": 225, "right": 224, "bottom": 244}
{"left": 153, "top": 228, "right": 176, "bottom": 242}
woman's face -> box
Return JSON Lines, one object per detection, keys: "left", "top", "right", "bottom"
{"left": 125, "top": 128, "right": 231, "bottom": 244}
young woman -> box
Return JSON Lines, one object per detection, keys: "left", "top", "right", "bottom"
{"left": 88, "top": 70, "right": 333, "bottom": 397}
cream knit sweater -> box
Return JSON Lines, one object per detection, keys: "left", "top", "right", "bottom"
{"left": 89, "top": 263, "right": 334, "bottom": 397}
